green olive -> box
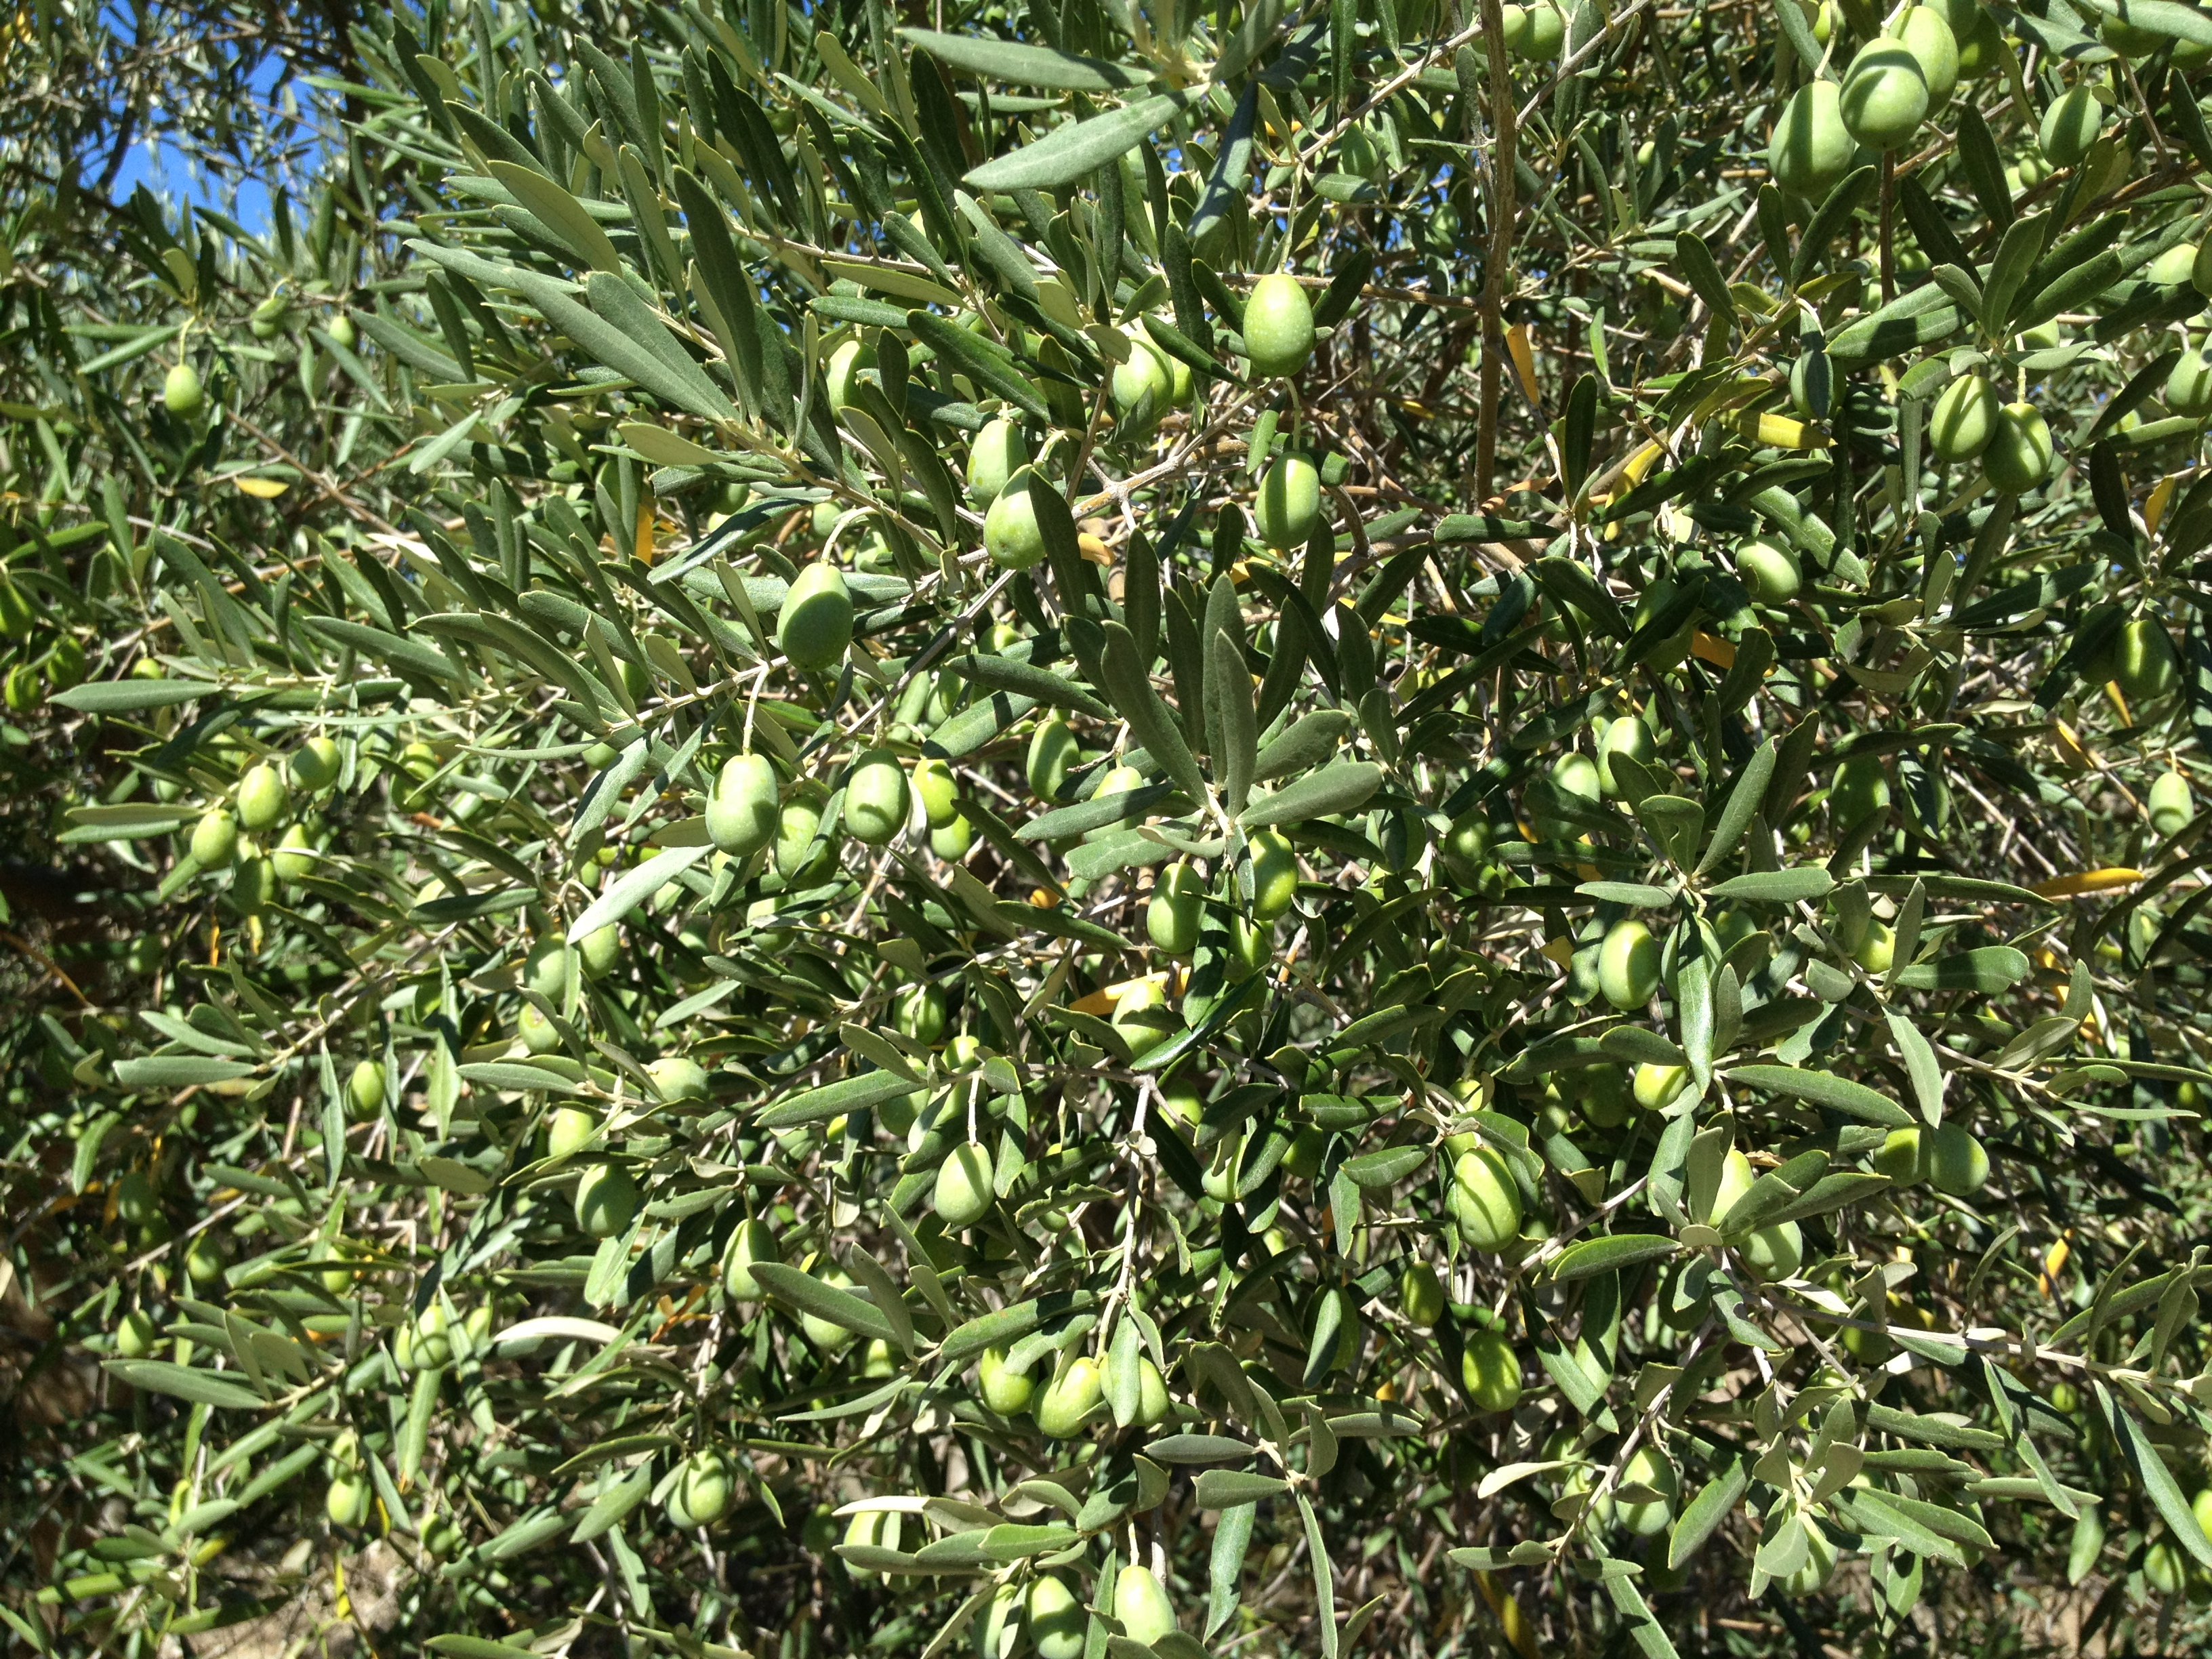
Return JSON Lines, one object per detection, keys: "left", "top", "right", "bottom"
{"left": 1448, "top": 1145, "right": 1523, "bottom": 1252}
{"left": 1840, "top": 41, "right": 1930, "bottom": 150}
{"left": 984, "top": 466, "right": 1050, "bottom": 570}
{"left": 825, "top": 338, "right": 874, "bottom": 411}
{"left": 1633, "top": 1061, "right": 1688, "bottom": 1111}
{"left": 1929, "top": 373, "right": 2000, "bottom": 461}
{"left": 2039, "top": 85, "right": 2104, "bottom": 167}
{"left": 1399, "top": 1262, "right": 1446, "bottom": 1328}
{"left": 1871, "top": 1125, "right": 1930, "bottom": 1187}
{"left": 230, "top": 854, "right": 276, "bottom": 916}
{"left": 893, "top": 981, "right": 947, "bottom": 1043}
{"left": 326, "top": 1469, "right": 373, "bottom": 1528}
{"left": 2168, "top": 350, "right": 2212, "bottom": 417}
{"left": 1255, "top": 452, "right": 1321, "bottom": 550}
{"left": 1829, "top": 754, "right": 1891, "bottom": 827}
{"left": 966, "top": 415, "right": 1029, "bottom": 507}
{"left": 843, "top": 747, "right": 911, "bottom": 844}
{"left": 2114, "top": 619, "right": 2179, "bottom": 703}
{"left": 1896, "top": 7, "right": 1959, "bottom": 107}
{"left": 723, "top": 1217, "right": 779, "bottom": 1301}
{"left": 1111, "top": 331, "right": 1173, "bottom": 432}
{"left": 1594, "top": 714, "right": 1656, "bottom": 796}
{"left": 1248, "top": 828, "right": 1300, "bottom": 920}
{"left": 1614, "top": 1446, "right": 1679, "bottom": 1536}
{"left": 2149, "top": 769, "right": 2194, "bottom": 837}
{"left": 1148, "top": 861, "right": 1206, "bottom": 956}
{"left": 912, "top": 756, "right": 960, "bottom": 827}
{"left": 2150, "top": 243, "right": 2200, "bottom": 287}
{"left": 1114, "top": 1564, "right": 1177, "bottom": 1645}
{"left": 774, "top": 783, "right": 830, "bottom": 880}
{"left": 163, "top": 362, "right": 205, "bottom": 416}
{"left": 1852, "top": 919, "right": 1896, "bottom": 974}
{"left": 1596, "top": 919, "right": 1660, "bottom": 1010}
{"left": 1033, "top": 1354, "right": 1105, "bottom": 1437}
{"left": 547, "top": 1105, "right": 598, "bottom": 1159}
{"left": 1459, "top": 1327, "right": 1523, "bottom": 1412}
{"left": 777, "top": 562, "right": 855, "bottom": 671}
{"left": 978, "top": 1344, "right": 1036, "bottom": 1415}
{"left": 933, "top": 1141, "right": 996, "bottom": 1226}
{"left": 271, "top": 823, "right": 316, "bottom": 882}
{"left": 1027, "top": 1576, "right": 1087, "bottom": 1659}
{"left": 666, "top": 1450, "right": 733, "bottom": 1530}
{"left": 289, "top": 736, "right": 342, "bottom": 792}
{"left": 1734, "top": 535, "right": 1802, "bottom": 605}
{"left": 1982, "top": 402, "right": 2054, "bottom": 494}
{"left": 647, "top": 1055, "right": 710, "bottom": 1105}
{"left": 575, "top": 1162, "right": 642, "bottom": 1237}
{"left": 116, "top": 1307, "right": 159, "bottom": 1357}
{"left": 930, "top": 813, "right": 975, "bottom": 859}
{"left": 1243, "top": 272, "right": 1317, "bottom": 378}
{"left": 1927, "top": 1122, "right": 1990, "bottom": 1195}
{"left": 191, "top": 808, "right": 240, "bottom": 869}
{"left": 1026, "top": 714, "right": 1080, "bottom": 800}
{"left": 1768, "top": 81, "right": 1855, "bottom": 201}
{"left": 708, "top": 753, "right": 781, "bottom": 856}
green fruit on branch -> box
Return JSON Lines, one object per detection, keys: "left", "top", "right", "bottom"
{"left": 1733, "top": 537, "right": 1801, "bottom": 605}
{"left": 966, "top": 415, "right": 1028, "bottom": 506}
{"left": 1026, "top": 714, "right": 1080, "bottom": 800}
{"left": 1829, "top": 754, "right": 1891, "bottom": 827}
{"left": 1399, "top": 1262, "right": 1446, "bottom": 1328}
{"left": 2150, "top": 243, "right": 2200, "bottom": 287}
{"left": 1448, "top": 1145, "right": 1524, "bottom": 1252}
{"left": 163, "top": 361, "right": 205, "bottom": 415}
{"left": 1111, "top": 329, "right": 1173, "bottom": 430}
{"left": 230, "top": 853, "right": 276, "bottom": 916}
{"left": 1243, "top": 272, "right": 1317, "bottom": 378}
{"left": 1896, "top": 6, "right": 1960, "bottom": 106}
{"left": 1597, "top": 919, "right": 1660, "bottom": 1010}
{"left": 1769, "top": 81, "right": 1855, "bottom": 200}
{"left": 1248, "top": 828, "right": 1300, "bottom": 920}
{"left": 1459, "top": 1326, "right": 1523, "bottom": 1412}
{"left": 1594, "top": 714, "right": 1656, "bottom": 795}
{"left": 1255, "top": 452, "right": 1320, "bottom": 550}
{"left": 825, "top": 337, "right": 874, "bottom": 411}
{"left": 270, "top": 822, "right": 316, "bottom": 882}
{"left": 1982, "top": 402, "right": 2054, "bottom": 493}
{"left": 1148, "top": 861, "right": 1205, "bottom": 956}
{"left": 723, "top": 1217, "right": 779, "bottom": 1301}
{"left": 1513, "top": 0, "right": 1564, "bottom": 59}
{"left": 1840, "top": 42, "right": 1929, "bottom": 151}
{"left": 2167, "top": 350, "right": 2212, "bottom": 417}
{"left": 777, "top": 562, "right": 854, "bottom": 670}
{"left": 843, "top": 747, "right": 911, "bottom": 844}
{"left": 1033, "top": 1353, "right": 1105, "bottom": 1437}
{"left": 191, "top": 808, "right": 240, "bottom": 869}
{"left": 912, "top": 756, "right": 960, "bottom": 827}
{"left": 327, "top": 1469, "right": 373, "bottom": 1528}
{"left": 985, "top": 466, "right": 1050, "bottom": 570}
{"left": 1927, "top": 1122, "right": 1990, "bottom": 1195}
{"left": 707, "top": 753, "right": 780, "bottom": 855}
{"left": 666, "top": 1450, "right": 734, "bottom": 1529}
{"left": 2039, "top": 85, "right": 2104, "bottom": 166}
{"left": 2114, "top": 619, "right": 2179, "bottom": 703}
{"left": 841, "top": 1507, "right": 900, "bottom": 1576}
{"left": 893, "top": 981, "right": 947, "bottom": 1043}
{"left": 575, "top": 1162, "right": 642, "bottom": 1237}
{"left": 348, "top": 1059, "right": 386, "bottom": 1118}
{"left": 1872, "top": 1125, "right": 1931, "bottom": 1187}
{"left": 116, "top": 1308, "right": 159, "bottom": 1357}
{"left": 930, "top": 814, "right": 973, "bottom": 858}
{"left": 1026, "top": 1576, "right": 1087, "bottom": 1659}
{"left": 1614, "top": 1445, "right": 1679, "bottom": 1536}
{"left": 547, "top": 1105, "right": 598, "bottom": 1159}
{"left": 2101, "top": 7, "right": 2167, "bottom": 56}
{"left": 934, "top": 1141, "right": 996, "bottom": 1226}
{"left": 1929, "top": 373, "right": 2000, "bottom": 461}
{"left": 978, "top": 1344, "right": 1036, "bottom": 1415}
{"left": 289, "top": 736, "right": 342, "bottom": 792}
{"left": 801, "top": 1267, "right": 862, "bottom": 1353}
{"left": 1630, "top": 577, "right": 1697, "bottom": 671}
{"left": 2150, "top": 769, "right": 2194, "bottom": 837}
{"left": 647, "top": 1055, "right": 710, "bottom": 1104}
{"left": 1114, "top": 1564, "right": 1177, "bottom": 1644}
{"left": 1633, "top": 1062, "right": 1688, "bottom": 1111}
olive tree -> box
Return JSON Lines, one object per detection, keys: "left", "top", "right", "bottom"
{"left": 14, "top": 0, "right": 2212, "bottom": 1654}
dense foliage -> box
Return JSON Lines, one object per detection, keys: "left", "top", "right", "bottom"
{"left": 16, "top": 0, "right": 2212, "bottom": 1654}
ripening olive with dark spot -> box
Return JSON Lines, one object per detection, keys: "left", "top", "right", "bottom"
{"left": 1242, "top": 272, "right": 1317, "bottom": 378}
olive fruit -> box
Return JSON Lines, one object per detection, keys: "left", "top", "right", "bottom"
{"left": 1536, "top": 751, "right": 1601, "bottom": 840}
{"left": 931, "top": 814, "right": 974, "bottom": 859}
{"left": 2168, "top": 350, "right": 2212, "bottom": 417}
{"left": 1614, "top": 1446, "right": 1680, "bottom": 1536}
{"left": 1114, "top": 1565, "right": 1177, "bottom": 1645}
{"left": 985, "top": 466, "right": 1050, "bottom": 570}
{"left": 2114, "top": 619, "right": 2180, "bottom": 703}
{"left": 1027, "top": 714, "right": 1080, "bottom": 800}
{"left": 801, "top": 1269, "right": 862, "bottom": 1354}
{"left": 723, "top": 1217, "right": 779, "bottom": 1300}
{"left": 230, "top": 854, "right": 276, "bottom": 916}
{"left": 707, "top": 753, "right": 780, "bottom": 856}
{"left": 1768, "top": 81, "right": 1854, "bottom": 201}
{"left": 1929, "top": 373, "right": 2000, "bottom": 460}
{"left": 1839, "top": 42, "right": 1929, "bottom": 152}
{"left": 1128, "top": 1357, "right": 1171, "bottom": 1427}
{"left": 1460, "top": 1327, "right": 1523, "bottom": 1412}
{"left": 841, "top": 1508, "right": 899, "bottom": 1576}
{"left": 1734, "top": 536, "right": 1802, "bottom": 605}
{"left": 1514, "top": 0, "right": 1565, "bottom": 58}
{"left": 182, "top": 806, "right": 237, "bottom": 874}
{"left": 1255, "top": 452, "right": 1321, "bottom": 550}
{"left": 1033, "top": 1354, "right": 1105, "bottom": 1437}
{"left": 1927, "top": 1122, "right": 1990, "bottom": 1195}
{"left": 1111, "top": 331, "right": 1173, "bottom": 429}
{"left": 1027, "top": 1576, "right": 1087, "bottom": 1659}
{"left": 1593, "top": 714, "right": 1656, "bottom": 796}
{"left": 978, "top": 1344, "right": 1036, "bottom": 1415}
{"left": 579, "top": 923, "right": 621, "bottom": 979}
{"left": 2151, "top": 243, "right": 2200, "bottom": 287}
{"left": 327, "top": 1469, "right": 373, "bottom": 1528}
{"left": 1954, "top": 4, "right": 2004, "bottom": 75}
{"left": 966, "top": 415, "right": 1028, "bottom": 507}
{"left": 575, "top": 1162, "right": 642, "bottom": 1237}
{"left": 843, "top": 748, "right": 910, "bottom": 844}
{"left": 933, "top": 1141, "right": 996, "bottom": 1226}
{"left": 893, "top": 981, "right": 947, "bottom": 1043}
{"left": 667, "top": 1450, "right": 733, "bottom": 1529}
{"left": 346, "top": 1058, "right": 386, "bottom": 1117}
{"left": 774, "top": 783, "right": 829, "bottom": 880}
{"left": 1248, "top": 828, "right": 1300, "bottom": 920}
{"left": 547, "top": 1105, "right": 598, "bottom": 1159}
{"left": 163, "top": 361, "right": 205, "bottom": 416}
{"left": 777, "top": 562, "right": 854, "bottom": 670}
{"left": 2039, "top": 85, "right": 2104, "bottom": 167}
{"left": 1243, "top": 272, "right": 1317, "bottom": 378}
{"left": 1782, "top": 1525, "right": 1840, "bottom": 1595}
{"left": 1448, "top": 1145, "right": 1524, "bottom": 1252}
{"left": 1630, "top": 577, "right": 1697, "bottom": 670}
{"left": 1829, "top": 754, "right": 1891, "bottom": 827}
{"left": 1148, "top": 861, "right": 1206, "bottom": 956}
{"left": 249, "top": 293, "right": 290, "bottom": 338}
{"left": 912, "top": 756, "right": 960, "bottom": 827}
{"left": 1708, "top": 1149, "right": 1804, "bottom": 1277}
{"left": 2150, "top": 769, "right": 2194, "bottom": 837}
{"left": 328, "top": 314, "right": 359, "bottom": 350}
{"left": 1871, "top": 1125, "right": 1931, "bottom": 1187}
{"left": 116, "top": 1307, "right": 159, "bottom": 1358}
{"left": 518, "top": 999, "right": 560, "bottom": 1054}
{"left": 1633, "top": 1062, "right": 1688, "bottom": 1111}
{"left": 647, "top": 1055, "right": 710, "bottom": 1105}
{"left": 1983, "top": 401, "right": 2055, "bottom": 493}
{"left": 1597, "top": 919, "right": 1660, "bottom": 1010}
{"left": 1852, "top": 919, "right": 1896, "bottom": 974}
{"left": 825, "top": 338, "right": 874, "bottom": 411}
{"left": 2102, "top": 5, "right": 2167, "bottom": 54}
{"left": 1896, "top": 7, "right": 1960, "bottom": 107}
{"left": 289, "top": 736, "right": 342, "bottom": 792}
{"left": 1399, "top": 1263, "right": 1446, "bottom": 1328}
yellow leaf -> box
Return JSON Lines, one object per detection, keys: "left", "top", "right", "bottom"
{"left": 1076, "top": 531, "right": 1113, "bottom": 567}
{"left": 2039, "top": 1229, "right": 2072, "bottom": 1296}
{"left": 2148, "top": 472, "right": 2179, "bottom": 535}
{"left": 1735, "top": 411, "right": 1828, "bottom": 449}
{"left": 1620, "top": 442, "right": 1664, "bottom": 487}
{"left": 634, "top": 506, "right": 655, "bottom": 565}
{"left": 234, "top": 476, "right": 289, "bottom": 499}
{"left": 1540, "top": 936, "right": 1575, "bottom": 968}
{"left": 1690, "top": 631, "right": 1736, "bottom": 670}
{"left": 2029, "top": 867, "right": 2143, "bottom": 899}
{"left": 1506, "top": 324, "right": 1540, "bottom": 405}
